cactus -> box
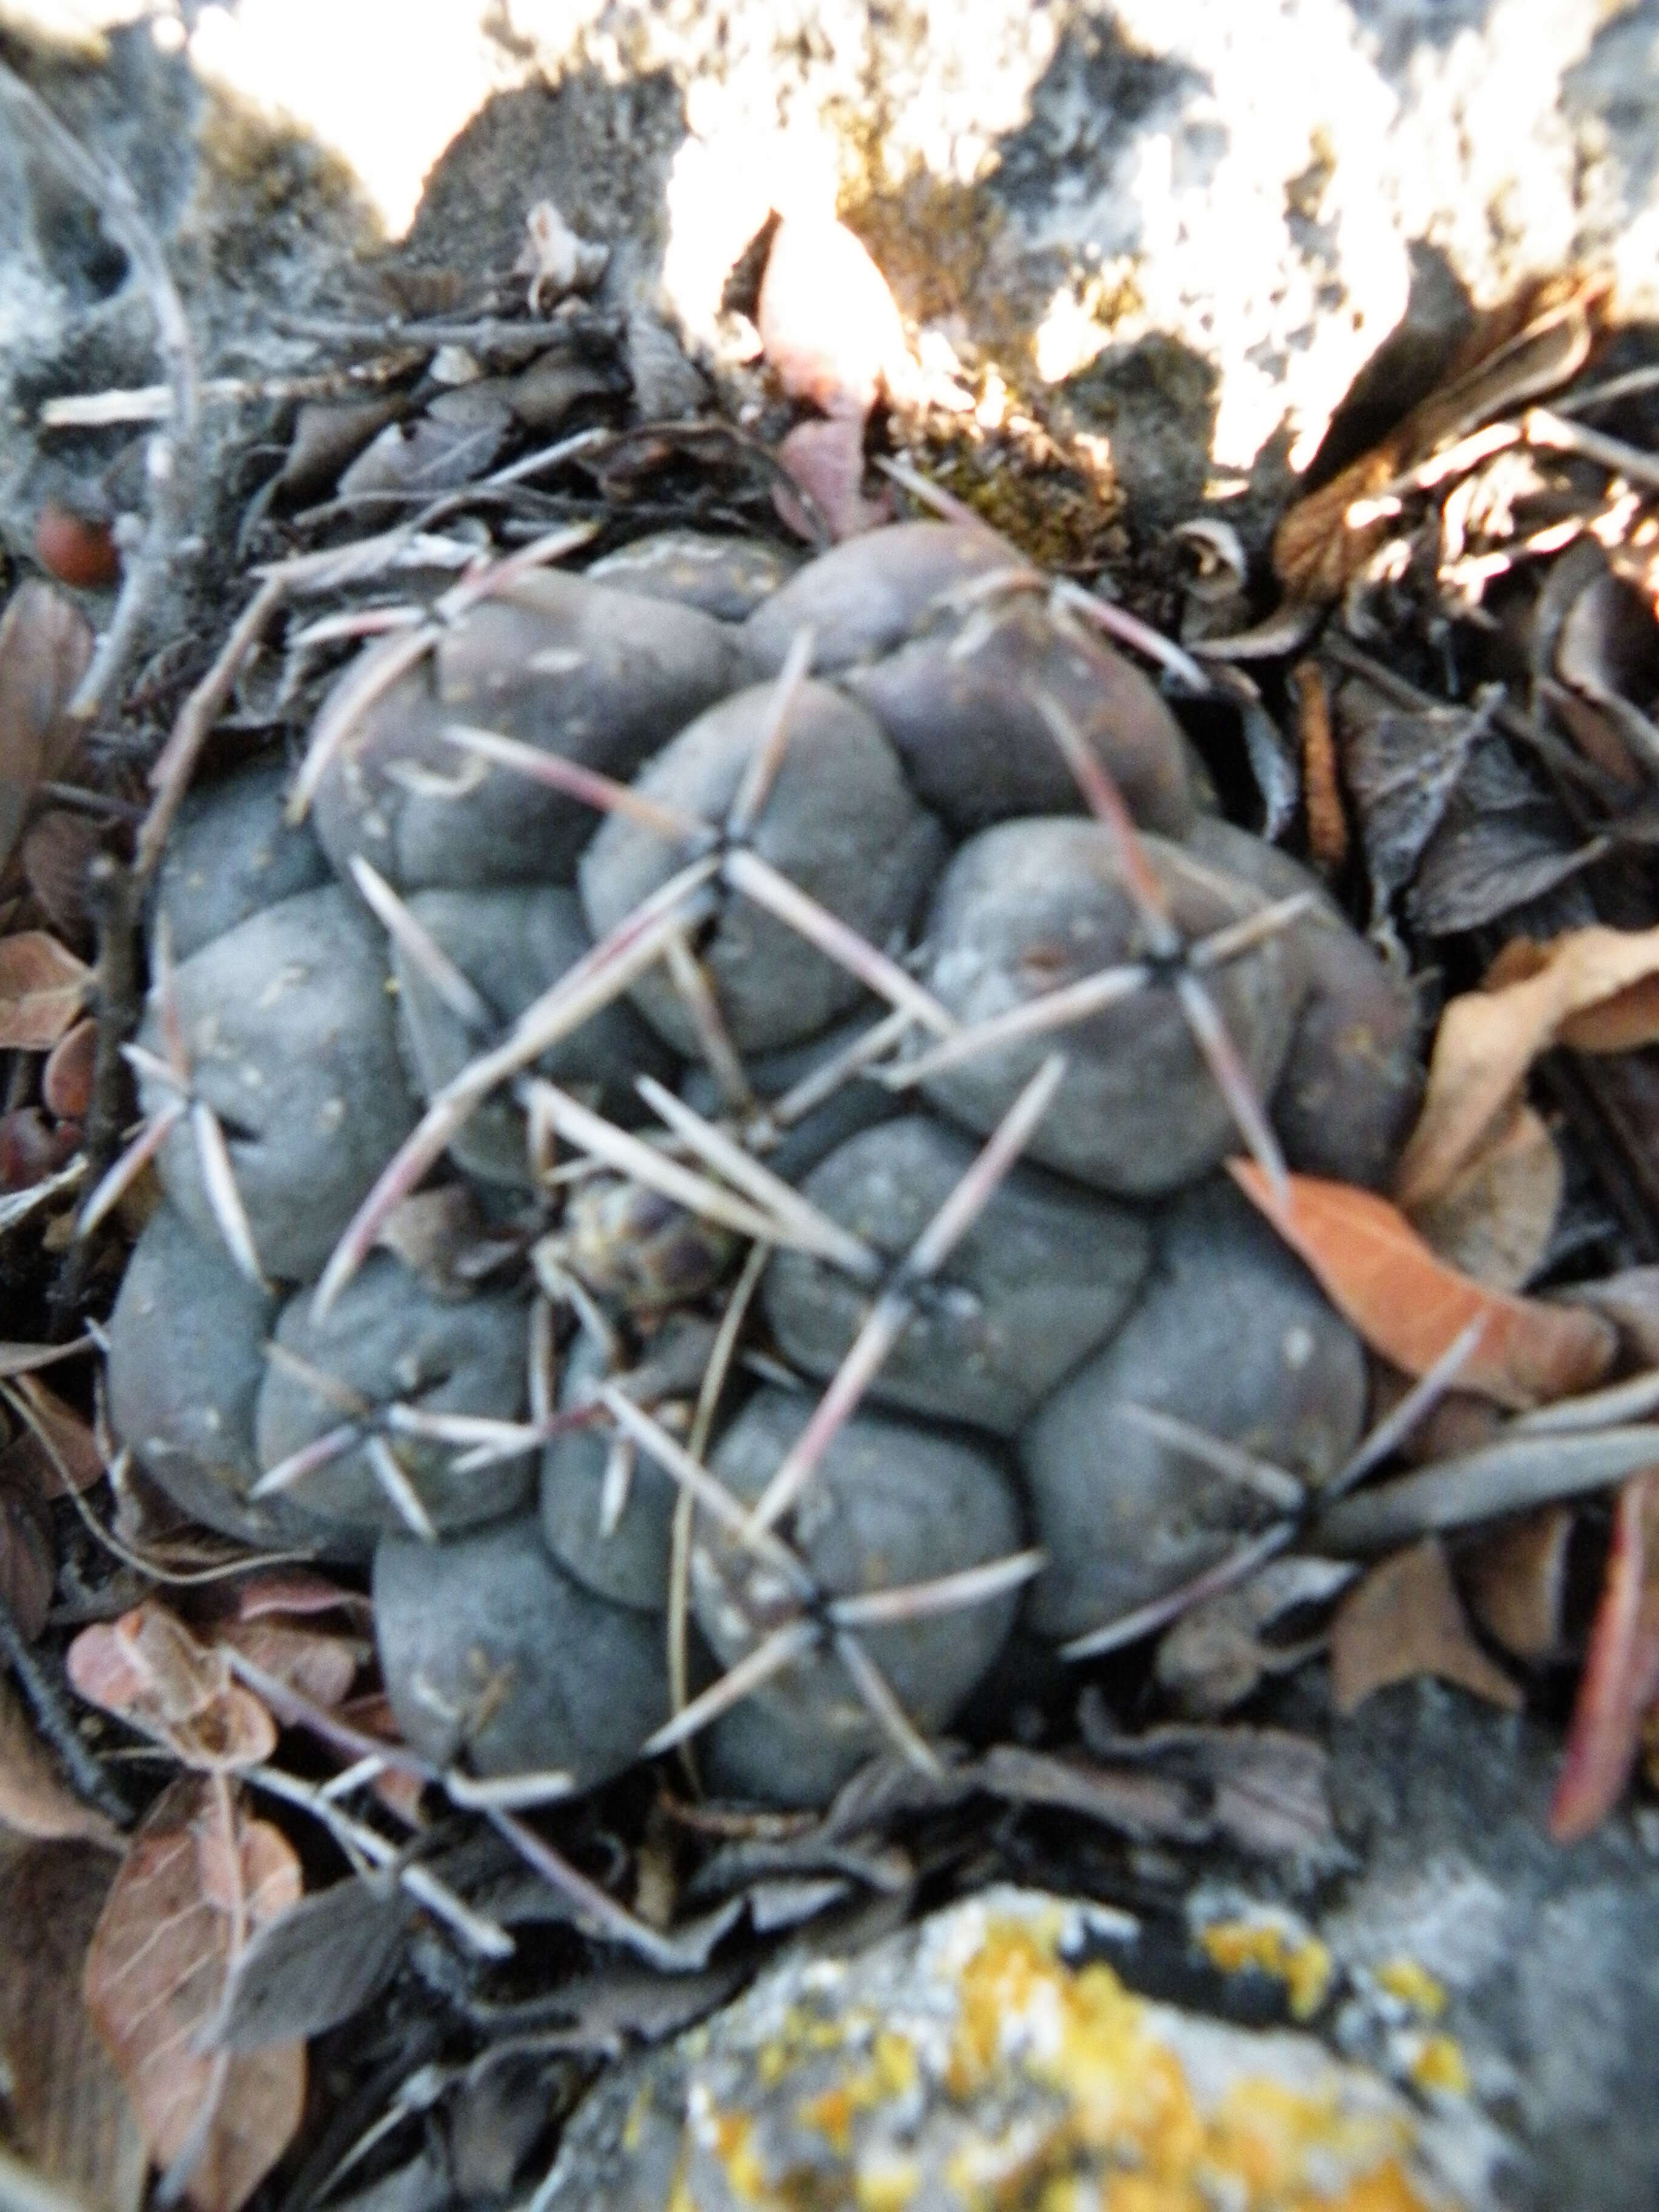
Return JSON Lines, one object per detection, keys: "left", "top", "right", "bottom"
{"left": 107, "top": 517, "right": 1419, "bottom": 1809}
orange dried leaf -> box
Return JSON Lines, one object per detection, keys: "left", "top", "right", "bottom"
{"left": 1229, "top": 1162, "right": 1615, "bottom": 1409}
{"left": 214, "top": 1619, "right": 363, "bottom": 1711}
{"left": 0, "top": 930, "right": 92, "bottom": 1050}
{"left": 1329, "top": 1538, "right": 1521, "bottom": 1716}
{"left": 0, "top": 1675, "right": 122, "bottom": 1846}
{"left": 1550, "top": 1470, "right": 1659, "bottom": 1843}
{"left": 84, "top": 1774, "right": 304, "bottom": 2212}
{"left": 1396, "top": 923, "right": 1659, "bottom": 1209}
{"left": 68, "top": 1604, "right": 278, "bottom": 1772}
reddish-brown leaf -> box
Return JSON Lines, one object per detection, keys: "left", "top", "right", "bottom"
{"left": 1550, "top": 1470, "right": 1659, "bottom": 1842}
{"left": 0, "top": 580, "right": 92, "bottom": 875}
{"left": 0, "top": 1104, "right": 81, "bottom": 1191}
{"left": 0, "top": 1840, "right": 145, "bottom": 2212}
{"left": 233, "top": 1569, "right": 374, "bottom": 1626}
{"left": 68, "top": 1604, "right": 278, "bottom": 1772}
{"left": 42, "top": 1012, "right": 98, "bottom": 1121}
{"left": 1329, "top": 1538, "right": 1522, "bottom": 1716}
{"left": 1407, "top": 1100, "right": 1562, "bottom": 1290}
{"left": 0, "top": 1674, "right": 122, "bottom": 1846}
{"left": 1230, "top": 1163, "right": 1615, "bottom": 1409}
{"left": 84, "top": 1774, "right": 304, "bottom": 2212}
{"left": 213, "top": 1620, "right": 363, "bottom": 1711}
{"left": 0, "top": 930, "right": 92, "bottom": 1050}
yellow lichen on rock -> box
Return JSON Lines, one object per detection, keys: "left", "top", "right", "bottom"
{"left": 1198, "top": 1917, "right": 1336, "bottom": 2020}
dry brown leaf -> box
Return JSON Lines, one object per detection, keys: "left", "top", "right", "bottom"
{"left": 1329, "top": 1538, "right": 1521, "bottom": 1716}
{"left": 0, "top": 1674, "right": 122, "bottom": 1846}
{"left": 1550, "top": 1470, "right": 1659, "bottom": 1842}
{"left": 0, "top": 930, "right": 92, "bottom": 1050}
{"left": 0, "top": 1840, "right": 146, "bottom": 2212}
{"left": 12, "top": 1372, "right": 107, "bottom": 1495}
{"left": 1396, "top": 924, "right": 1659, "bottom": 1209}
{"left": 84, "top": 1774, "right": 305, "bottom": 2212}
{"left": 1273, "top": 281, "right": 1599, "bottom": 600}
{"left": 1407, "top": 1099, "right": 1562, "bottom": 1290}
{"left": 0, "top": 1104, "right": 80, "bottom": 1192}
{"left": 0, "top": 580, "right": 93, "bottom": 877}
{"left": 1464, "top": 1505, "right": 1575, "bottom": 1663}
{"left": 213, "top": 1618, "right": 363, "bottom": 1711}
{"left": 67, "top": 1604, "right": 278, "bottom": 1772}
{"left": 1230, "top": 1162, "right": 1615, "bottom": 1409}
{"left": 23, "top": 807, "right": 102, "bottom": 947}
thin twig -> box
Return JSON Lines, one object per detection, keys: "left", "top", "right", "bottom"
{"left": 0, "top": 1589, "right": 131, "bottom": 1824}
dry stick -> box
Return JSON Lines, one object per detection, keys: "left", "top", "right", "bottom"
{"left": 0, "top": 63, "right": 197, "bottom": 724}
{"left": 39, "top": 352, "right": 423, "bottom": 427}
{"left": 0, "top": 1586, "right": 131, "bottom": 1825}
{"left": 746, "top": 1054, "right": 1068, "bottom": 1536}
{"left": 1525, "top": 406, "right": 1659, "bottom": 494}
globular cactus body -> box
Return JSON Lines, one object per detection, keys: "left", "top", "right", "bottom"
{"left": 109, "top": 520, "right": 1418, "bottom": 1808}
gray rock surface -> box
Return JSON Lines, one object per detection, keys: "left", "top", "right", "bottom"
{"left": 534, "top": 1884, "right": 1499, "bottom": 2210}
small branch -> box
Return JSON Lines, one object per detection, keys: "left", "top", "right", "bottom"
{"left": 0, "top": 61, "right": 199, "bottom": 725}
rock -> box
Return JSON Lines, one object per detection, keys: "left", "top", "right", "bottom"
{"left": 393, "top": 883, "right": 678, "bottom": 1187}
{"left": 763, "top": 1114, "right": 1152, "bottom": 1436}
{"left": 694, "top": 1388, "right": 1023, "bottom": 1805}
{"left": 919, "top": 819, "right": 1300, "bottom": 1196}
{"left": 1021, "top": 1176, "right": 1367, "bottom": 1641}
{"left": 534, "top": 1885, "right": 1496, "bottom": 2210}
{"left": 1183, "top": 815, "right": 1421, "bottom": 1189}
{"left": 106, "top": 1202, "right": 343, "bottom": 1554}
{"left": 580, "top": 679, "right": 946, "bottom": 1055}
{"left": 587, "top": 530, "right": 800, "bottom": 621}
{"left": 255, "top": 1254, "right": 532, "bottom": 1538}
{"left": 540, "top": 1318, "right": 714, "bottom": 1612}
{"left": 151, "top": 756, "right": 332, "bottom": 964}
{"left": 374, "top": 1512, "right": 669, "bottom": 1783}
{"left": 135, "top": 885, "right": 420, "bottom": 1285}
{"left": 309, "top": 569, "right": 745, "bottom": 894}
